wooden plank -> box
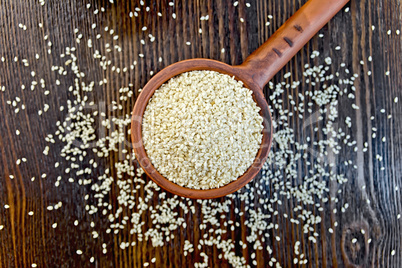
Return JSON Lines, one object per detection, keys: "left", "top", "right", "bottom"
{"left": 0, "top": 0, "right": 401, "bottom": 267}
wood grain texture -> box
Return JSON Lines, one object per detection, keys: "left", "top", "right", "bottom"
{"left": 0, "top": 0, "right": 401, "bottom": 267}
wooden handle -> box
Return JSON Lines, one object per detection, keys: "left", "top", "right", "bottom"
{"left": 238, "top": 0, "right": 350, "bottom": 89}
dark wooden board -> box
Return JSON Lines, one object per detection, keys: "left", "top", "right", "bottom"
{"left": 0, "top": 0, "right": 401, "bottom": 267}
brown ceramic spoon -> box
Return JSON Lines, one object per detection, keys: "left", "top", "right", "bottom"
{"left": 131, "top": 0, "right": 350, "bottom": 199}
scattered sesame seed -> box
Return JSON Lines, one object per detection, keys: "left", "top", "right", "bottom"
{"left": 16, "top": 12, "right": 381, "bottom": 267}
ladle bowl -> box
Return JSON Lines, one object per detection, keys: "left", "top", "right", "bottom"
{"left": 131, "top": 0, "right": 350, "bottom": 199}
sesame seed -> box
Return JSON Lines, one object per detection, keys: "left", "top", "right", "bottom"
{"left": 21, "top": 12, "right": 377, "bottom": 266}
{"left": 142, "top": 71, "right": 263, "bottom": 189}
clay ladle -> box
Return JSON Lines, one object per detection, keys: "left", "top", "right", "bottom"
{"left": 131, "top": 0, "right": 350, "bottom": 199}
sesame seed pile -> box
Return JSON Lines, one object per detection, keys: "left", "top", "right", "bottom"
{"left": 142, "top": 70, "right": 264, "bottom": 189}
{"left": 1, "top": 1, "right": 401, "bottom": 267}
